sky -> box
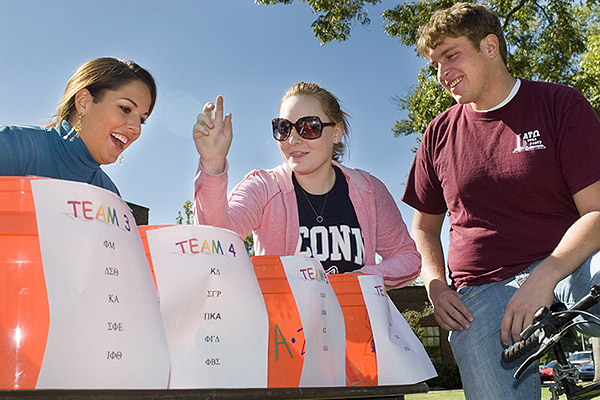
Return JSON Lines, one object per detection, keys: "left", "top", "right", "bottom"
{"left": 0, "top": 0, "right": 448, "bottom": 249}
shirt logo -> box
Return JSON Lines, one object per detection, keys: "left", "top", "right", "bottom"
{"left": 513, "top": 130, "right": 546, "bottom": 153}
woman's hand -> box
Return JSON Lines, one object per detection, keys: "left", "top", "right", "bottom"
{"left": 193, "top": 95, "right": 232, "bottom": 175}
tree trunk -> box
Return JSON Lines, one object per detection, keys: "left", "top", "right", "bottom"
{"left": 592, "top": 337, "right": 600, "bottom": 382}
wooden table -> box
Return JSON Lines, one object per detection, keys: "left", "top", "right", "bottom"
{"left": 0, "top": 383, "right": 428, "bottom": 399}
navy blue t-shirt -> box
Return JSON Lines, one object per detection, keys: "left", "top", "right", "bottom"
{"left": 293, "top": 166, "right": 365, "bottom": 274}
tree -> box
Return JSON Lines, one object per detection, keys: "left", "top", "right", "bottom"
{"left": 244, "top": 234, "right": 256, "bottom": 256}
{"left": 593, "top": 337, "right": 600, "bottom": 382}
{"left": 401, "top": 301, "right": 434, "bottom": 342}
{"left": 176, "top": 200, "right": 256, "bottom": 256}
{"left": 175, "top": 200, "right": 193, "bottom": 225}
{"left": 257, "top": 0, "right": 600, "bottom": 141}
{"left": 255, "top": 0, "right": 382, "bottom": 44}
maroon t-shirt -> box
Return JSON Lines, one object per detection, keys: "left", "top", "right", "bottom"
{"left": 403, "top": 80, "right": 600, "bottom": 288}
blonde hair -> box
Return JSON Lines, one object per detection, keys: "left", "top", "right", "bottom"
{"left": 417, "top": 2, "right": 508, "bottom": 65}
{"left": 47, "top": 57, "right": 157, "bottom": 128}
{"left": 281, "top": 82, "right": 350, "bottom": 162}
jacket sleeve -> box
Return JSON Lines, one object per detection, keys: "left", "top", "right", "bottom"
{"left": 356, "top": 176, "right": 421, "bottom": 289}
{"left": 0, "top": 126, "right": 21, "bottom": 175}
{"left": 193, "top": 159, "right": 269, "bottom": 239}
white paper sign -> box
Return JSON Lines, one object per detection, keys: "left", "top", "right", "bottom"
{"left": 30, "top": 180, "right": 170, "bottom": 389}
{"left": 280, "top": 256, "right": 346, "bottom": 387}
{"left": 358, "top": 275, "right": 437, "bottom": 384}
{"left": 147, "top": 225, "right": 268, "bottom": 388}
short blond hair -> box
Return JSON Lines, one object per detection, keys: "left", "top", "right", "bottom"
{"left": 417, "top": 2, "right": 507, "bottom": 65}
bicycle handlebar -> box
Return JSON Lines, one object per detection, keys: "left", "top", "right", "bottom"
{"left": 501, "top": 285, "right": 600, "bottom": 379}
{"left": 501, "top": 330, "right": 540, "bottom": 363}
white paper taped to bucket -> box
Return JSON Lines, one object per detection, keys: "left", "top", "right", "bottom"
{"left": 146, "top": 225, "right": 269, "bottom": 388}
{"left": 30, "top": 179, "right": 170, "bottom": 389}
{"left": 280, "top": 256, "right": 346, "bottom": 387}
{"left": 357, "top": 274, "right": 437, "bottom": 384}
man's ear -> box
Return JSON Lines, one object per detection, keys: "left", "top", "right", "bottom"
{"left": 73, "top": 88, "right": 92, "bottom": 116}
{"left": 482, "top": 33, "right": 500, "bottom": 59}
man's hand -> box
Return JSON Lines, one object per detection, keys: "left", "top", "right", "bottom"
{"left": 430, "top": 281, "right": 474, "bottom": 331}
{"left": 500, "top": 270, "right": 555, "bottom": 345}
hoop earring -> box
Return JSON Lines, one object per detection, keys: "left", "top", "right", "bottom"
{"left": 63, "top": 116, "right": 82, "bottom": 142}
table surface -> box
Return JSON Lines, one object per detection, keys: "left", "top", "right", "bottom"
{"left": 0, "top": 383, "right": 428, "bottom": 400}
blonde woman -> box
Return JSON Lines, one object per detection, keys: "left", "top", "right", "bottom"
{"left": 193, "top": 82, "right": 420, "bottom": 289}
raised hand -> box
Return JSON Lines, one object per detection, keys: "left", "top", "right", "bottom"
{"left": 193, "top": 95, "right": 232, "bottom": 175}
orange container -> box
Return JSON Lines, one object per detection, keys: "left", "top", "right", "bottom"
{"left": 329, "top": 274, "right": 377, "bottom": 386}
{"left": 0, "top": 177, "right": 49, "bottom": 389}
{"left": 137, "top": 225, "right": 174, "bottom": 291}
{"left": 251, "top": 255, "right": 305, "bottom": 388}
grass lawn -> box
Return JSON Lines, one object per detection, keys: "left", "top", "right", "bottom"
{"left": 406, "top": 389, "right": 465, "bottom": 399}
{"left": 405, "top": 385, "right": 557, "bottom": 400}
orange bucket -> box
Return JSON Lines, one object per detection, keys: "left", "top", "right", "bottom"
{"left": 251, "top": 255, "right": 305, "bottom": 388}
{"left": 329, "top": 274, "right": 377, "bottom": 386}
{"left": 138, "top": 225, "right": 174, "bottom": 291}
{"left": 0, "top": 177, "right": 49, "bottom": 389}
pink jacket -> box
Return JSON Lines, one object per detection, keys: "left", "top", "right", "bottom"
{"left": 194, "top": 160, "right": 421, "bottom": 289}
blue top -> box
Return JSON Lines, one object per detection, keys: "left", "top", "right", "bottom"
{"left": 0, "top": 120, "right": 120, "bottom": 196}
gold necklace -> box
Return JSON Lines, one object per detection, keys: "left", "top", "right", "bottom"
{"left": 300, "top": 188, "right": 329, "bottom": 223}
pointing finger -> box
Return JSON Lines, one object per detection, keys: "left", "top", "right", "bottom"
{"left": 214, "top": 95, "right": 224, "bottom": 121}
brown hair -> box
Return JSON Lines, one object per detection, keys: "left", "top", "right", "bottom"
{"left": 417, "top": 2, "right": 507, "bottom": 65}
{"left": 280, "top": 82, "right": 350, "bottom": 162}
{"left": 47, "top": 57, "right": 157, "bottom": 127}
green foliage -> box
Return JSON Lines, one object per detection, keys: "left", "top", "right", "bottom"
{"left": 386, "top": 0, "right": 596, "bottom": 140}
{"left": 427, "top": 362, "right": 463, "bottom": 389}
{"left": 176, "top": 200, "right": 193, "bottom": 225}
{"left": 244, "top": 234, "right": 255, "bottom": 256}
{"left": 176, "top": 199, "right": 256, "bottom": 256}
{"left": 574, "top": 32, "right": 600, "bottom": 115}
{"left": 382, "top": 0, "right": 456, "bottom": 47}
{"left": 392, "top": 67, "right": 454, "bottom": 145}
{"left": 258, "top": 0, "right": 600, "bottom": 141}
{"left": 401, "top": 302, "right": 434, "bottom": 342}
{"left": 255, "top": 0, "right": 381, "bottom": 44}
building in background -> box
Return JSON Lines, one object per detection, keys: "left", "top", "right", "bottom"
{"left": 389, "top": 286, "right": 455, "bottom": 365}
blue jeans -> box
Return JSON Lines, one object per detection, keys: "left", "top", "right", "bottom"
{"left": 449, "top": 252, "right": 600, "bottom": 400}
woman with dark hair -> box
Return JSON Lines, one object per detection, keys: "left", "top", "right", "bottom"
{"left": 192, "top": 82, "right": 421, "bottom": 289}
{"left": 0, "top": 57, "right": 156, "bottom": 196}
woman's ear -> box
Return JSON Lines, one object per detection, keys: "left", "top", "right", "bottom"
{"left": 334, "top": 123, "right": 343, "bottom": 144}
{"left": 74, "top": 88, "right": 92, "bottom": 116}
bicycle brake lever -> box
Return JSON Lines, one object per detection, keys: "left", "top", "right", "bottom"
{"left": 514, "top": 333, "right": 561, "bottom": 379}
{"left": 520, "top": 306, "right": 551, "bottom": 341}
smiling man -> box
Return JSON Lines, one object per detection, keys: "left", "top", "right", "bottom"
{"left": 402, "top": 3, "right": 600, "bottom": 399}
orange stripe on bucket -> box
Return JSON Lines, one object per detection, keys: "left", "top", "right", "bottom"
{"left": 251, "top": 255, "right": 304, "bottom": 388}
{"left": 0, "top": 177, "right": 50, "bottom": 389}
{"left": 137, "top": 225, "right": 174, "bottom": 292}
{"left": 329, "top": 274, "right": 377, "bottom": 386}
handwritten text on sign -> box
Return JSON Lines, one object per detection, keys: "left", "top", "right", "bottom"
{"left": 31, "top": 179, "right": 170, "bottom": 389}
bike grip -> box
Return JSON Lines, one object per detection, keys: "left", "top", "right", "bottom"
{"left": 501, "top": 331, "right": 540, "bottom": 363}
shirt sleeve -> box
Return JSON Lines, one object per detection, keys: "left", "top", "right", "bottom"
{"left": 193, "top": 158, "right": 269, "bottom": 239}
{"left": 555, "top": 94, "right": 600, "bottom": 195}
{"left": 357, "top": 175, "right": 422, "bottom": 289}
{"left": 402, "top": 126, "right": 448, "bottom": 215}
{"left": 0, "top": 126, "right": 21, "bottom": 175}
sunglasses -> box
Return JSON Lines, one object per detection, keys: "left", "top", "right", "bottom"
{"left": 272, "top": 116, "right": 335, "bottom": 141}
